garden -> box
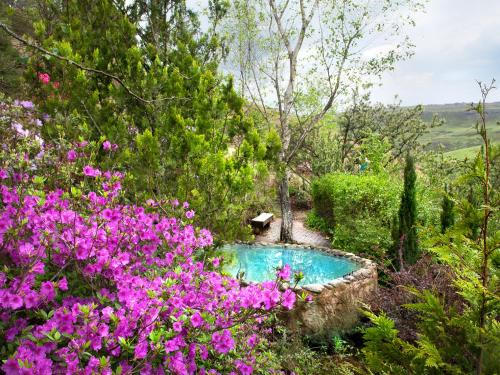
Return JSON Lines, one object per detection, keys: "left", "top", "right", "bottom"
{"left": 0, "top": 1, "right": 499, "bottom": 374}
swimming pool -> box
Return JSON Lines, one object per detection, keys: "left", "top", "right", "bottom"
{"left": 221, "top": 243, "right": 361, "bottom": 285}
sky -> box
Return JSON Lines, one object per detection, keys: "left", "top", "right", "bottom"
{"left": 189, "top": 0, "right": 500, "bottom": 106}
{"left": 370, "top": 0, "right": 500, "bottom": 105}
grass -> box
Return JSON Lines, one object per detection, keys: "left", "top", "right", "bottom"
{"left": 421, "top": 102, "right": 500, "bottom": 151}
{"left": 444, "top": 145, "right": 481, "bottom": 160}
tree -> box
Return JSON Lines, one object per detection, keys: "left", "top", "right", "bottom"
{"left": 337, "top": 91, "right": 442, "bottom": 168}
{"left": 440, "top": 184, "right": 455, "bottom": 233}
{"left": 224, "top": 0, "right": 425, "bottom": 242}
{"left": 0, "top": 1, "right": 33, "bottom": 96}
{"left": 362, "top": 81, "right": 500, "bottom": 375}
{"left": 2, "top": 0, "right": 272, "bottom": 239}
{"left": 396, "top": 153, "right": 418, "bottom": 267}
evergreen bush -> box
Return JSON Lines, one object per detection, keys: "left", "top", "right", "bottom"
{"left": 310, "top": 173, "right": 400, "bottom": 256}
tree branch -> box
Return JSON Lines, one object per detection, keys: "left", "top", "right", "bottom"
{"left": 0, "top": 21, "right": 180, "bottom": 105}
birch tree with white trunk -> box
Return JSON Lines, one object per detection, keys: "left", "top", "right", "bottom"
{"left": 224, "top": 0, "right": 425, "bottom": 242}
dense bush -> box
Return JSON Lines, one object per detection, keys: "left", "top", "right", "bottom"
{"left": 309, "top": 173, "right": 400, "bottom": 256}
{"left": 17, "top": 0, "right": 279, "bottom": 241}
{"left": 362, "top": 94, "right": 500, "bottom": 374}
{"left": 0, "top": 101, "right": 297, "bottom": 374}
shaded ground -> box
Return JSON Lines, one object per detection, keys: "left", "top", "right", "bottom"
{"left": 255, "top": 211, "right": 330, "bottom": 247}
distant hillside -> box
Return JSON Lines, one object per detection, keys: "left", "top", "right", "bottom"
{"left": 421, "top": 102, "right": 500, "bottom": 151}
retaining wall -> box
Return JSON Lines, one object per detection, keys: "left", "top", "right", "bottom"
{"left": 240, "top": 242, "right": 378, "bottom": 334}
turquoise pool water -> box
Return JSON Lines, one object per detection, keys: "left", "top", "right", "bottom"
{"left": 222, "top": 244, "right": 360, "bottom": 285}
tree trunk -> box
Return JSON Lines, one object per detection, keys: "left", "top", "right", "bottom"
{"left": 278, "top": 170, "right": 294, "bottom": 243}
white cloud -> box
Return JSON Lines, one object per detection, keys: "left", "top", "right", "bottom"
{"left": 371, "top": 0, "right": 500, "bottom": 105}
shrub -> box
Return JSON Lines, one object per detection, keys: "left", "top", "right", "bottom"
{"left": 394, "top": 154, "right": 418, "bottom": 267}
{"left": 0, "top": 102, "right": 297, "bottom": 374}
{"left": 310, "top": 173, "right": 400, "bottom": 256}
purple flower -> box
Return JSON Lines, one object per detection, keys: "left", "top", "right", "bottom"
{"left": 40, "top": 281, "right": 55, "bottom": 301}
{"left": 235, "top": 360, "right": 254, "bottom": 375}
{"left": 2, "top": 358, "right": 19, "bottom": 374}
{"left": 8, "top": 294, "right": 23, "bottom": 309}
{"left": 12, "top": 122, "right": 29, "bottom": 137}
{"left": 102, "top": 141, "right": 112, "bottom": 151}
{"left": 83, "top": 165, "right": 101, "bottom": 177}
{"left": 134, "top": 340, "right": 148, "bottom": 359}
{"left": 247, "top": 334, "right": 259, "bottom": 348}
{"left": 173, "top": 321, "right": 183, "bottom": 332}
{"left": 67, "top": 149, "right": 77, "bottom": 162}
{"left": 277, "top": 264, "right": 291, "bottom": 281}
{"left": 190, "top": 312, "right": 203, "bottom": 328}
{"left": 281, "top": 290, "right": 296, "bottom": 310}
{"left": 19, "top": 100, "right": 35, "bottom": 109}
{"left": 24, "top": 291, "right": 39, "bottom": 308}
{"left": 211, "top": 330, "right": 235, "bottom": 354}
{"left": 19, "top": 243, "right": 34, "bottom": 256}
{"left": 185, "top": 210, "right": 195, "bottom": 219}
{"left": 58, "top": 277, "right": 68, "bottom": 291}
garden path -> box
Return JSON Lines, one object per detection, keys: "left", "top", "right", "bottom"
{"left": 255, "top": 211, "right": 330, "bottom": 247}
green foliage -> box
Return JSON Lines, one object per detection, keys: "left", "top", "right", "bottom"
{"left": 268, "top": 326, "right": 363, "bottom": 375}
{"left": 440, "top": 188, "right": 455, "bottom": 233}
{"left": 305, "top": 211, "right": 330, "bottom": 235}
{"left": 310, "top": 173, "right": 400, "bottom": 256}
{"left": 362, "top": 311, "right": 413, "bottom": 373}
{"left": 395, "top": 154, "right": 419, "bottom": 266}
{"left": 0, "top": 3, "right": 31, "bottom": 96}
{"left": 19, "top": 0, "right": 276, "bottom": 240}
{"left": 421, "top": 102, "right": 500, "bottom": 151}
{"left": 362, "top": 83, "right": 500, "bottom": 375}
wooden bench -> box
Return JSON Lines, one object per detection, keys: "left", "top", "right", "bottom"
{"left": 251, "top": 212, "right": 274, "bottom": 233}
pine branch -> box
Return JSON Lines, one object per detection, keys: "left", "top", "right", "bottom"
{"left": 0, "top": 21, "right": 180, "bottom": 105}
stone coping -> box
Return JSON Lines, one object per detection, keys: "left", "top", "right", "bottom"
{"left": 226, "top": 240, "right": 376, "bottom": 294}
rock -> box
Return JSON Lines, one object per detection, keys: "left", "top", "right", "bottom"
{"left": 303, "top": 284, "right": 324, "bottom": 293}
{"left": 328, "top": 279, "right": 344, "bottom": 287}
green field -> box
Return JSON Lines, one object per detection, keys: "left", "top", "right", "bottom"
{"left": 444, "top": 145, "right": 481, "bottom": 160}
{"left": 421, "top": 102, "right": 500, "bottom": 152}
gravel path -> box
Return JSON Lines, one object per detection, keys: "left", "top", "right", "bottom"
{"left": 255, "top": 211, "right": 330, "bottom": 247}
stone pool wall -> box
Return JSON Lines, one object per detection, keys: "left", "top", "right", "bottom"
{"left": 247, "top": 242, "right": 378, "bottom": 334}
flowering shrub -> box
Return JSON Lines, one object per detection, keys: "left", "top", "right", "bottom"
{"left": 0, "top": 102, "right": 297, "bottom": 374}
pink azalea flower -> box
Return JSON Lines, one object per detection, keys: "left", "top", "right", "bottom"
{"left": 277, "top": 264, "right": 291, "bottom": 281}
{"left": 190, "top": 312, "right": 203, "bottom": 328}
{"left": 211, "top": 330, "right": 235, "bottom": 354}
{"left": 134, "top": 340, "right": 148, "bottom": 359}
{"left": 58, "top": 277, "right": 68, "bottom": 291}
{"left": 67, "top": 149, "right": 77, "bottom": 162}
{"left": 37, "top": 72, "right": 50, "bottom": 84}
{"left": 102, "top": 141, "right": 112, "bottom": 151}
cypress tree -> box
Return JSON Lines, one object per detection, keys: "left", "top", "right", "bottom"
{"left": 440, "top": 184, "right": 455, "bottom": 233}
{"left": 396, "top": 154, "right": 418, "bottom": 267}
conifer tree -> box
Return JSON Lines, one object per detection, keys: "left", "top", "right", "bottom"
{"left": 2, "top": 0, "right": 273, "bottom": 239}
{"left": 440, "top": 184, "right": 455, "bottom": 233}
{"left": 396, "top": 154, "right": 418, "bottom": 267}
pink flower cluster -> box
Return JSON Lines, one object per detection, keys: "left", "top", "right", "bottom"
{"left": 37, "top": 72, "right": 50, "bottom": 85}
{"left": 102, "top": 140, "right": 118, "bottom": 152}
{"left": 0, "top": 167, "right": 295, "bottom": 374}
{"left": 37, "top": 72, "right": 60, "bottom": 89}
